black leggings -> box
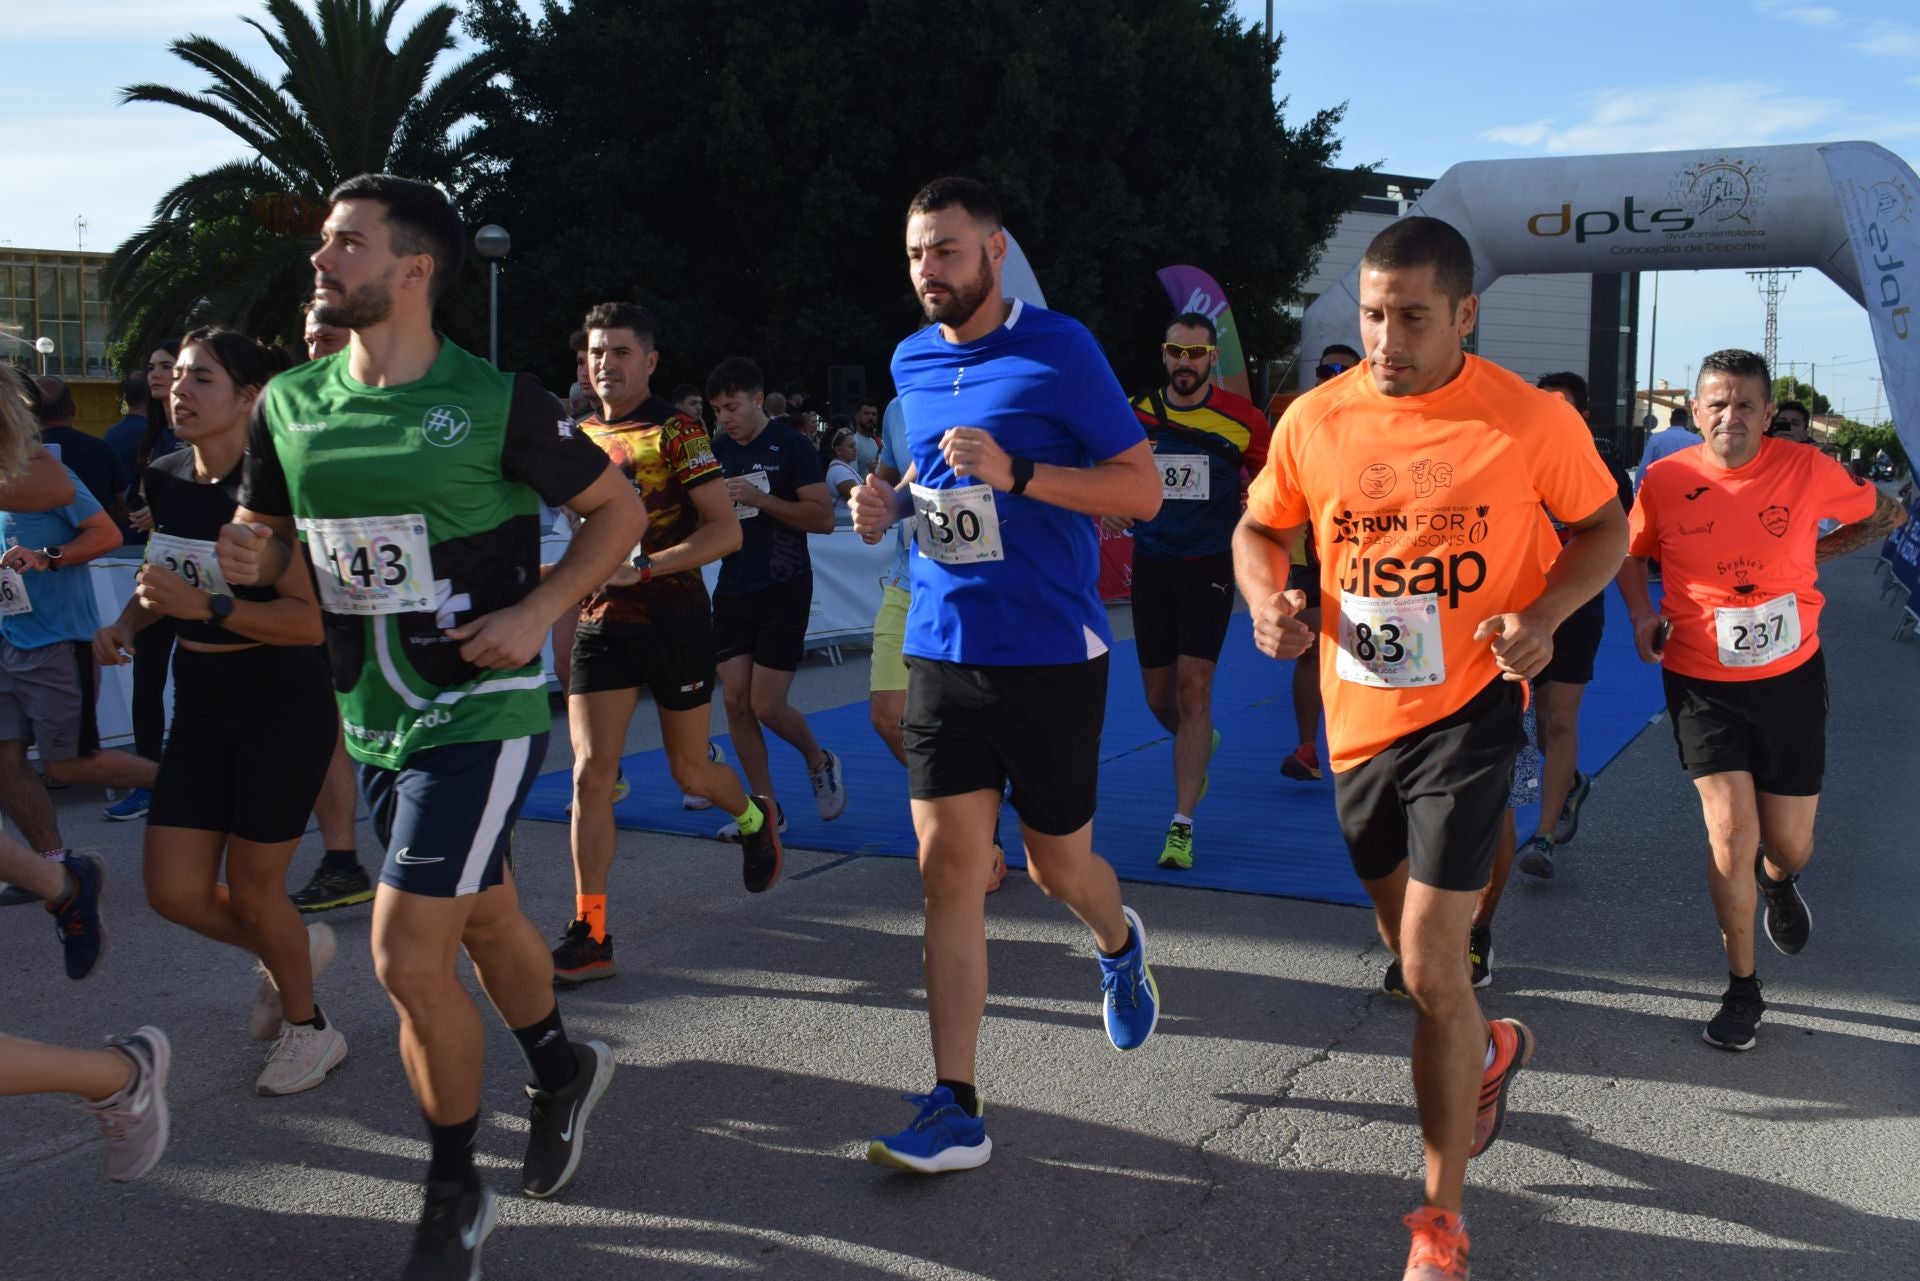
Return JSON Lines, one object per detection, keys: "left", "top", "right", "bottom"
{"left": 131, "top": 616, "right": 176, "bottom": 760}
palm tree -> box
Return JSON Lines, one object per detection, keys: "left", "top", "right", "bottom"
{"left": 107, "top": 0, "right": 498, "bottom": 360}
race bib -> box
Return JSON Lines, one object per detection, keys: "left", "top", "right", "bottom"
{"left": 1714, "top": 592, "right": 1801, "bottom": 669}
{"left": 1159, "top": 454, "right": 1211, "bottom": 501}
{"left": 300, "top": 514, "right": 437, "bottom": 615}
{"left": 911, "top": 482, "right": 1004, "bottom": 566}
{"left": 0, "top": 567, "right": 30, "bottom": 617}
{"left": 1335, "top": 591, "right": 1446, "bottom": 688}
{"left": 730, "top": 470, "right": 772, "bottom": 520}
{"left": 145, "top": 532, "right": 230, "bottom": 597}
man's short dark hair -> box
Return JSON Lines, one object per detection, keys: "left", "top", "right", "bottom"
{"left": 1695, "top": 348, "right": 1772, "bottom": 397}
{"left": 857, "top": 397, "right": 879, "bottom": 412}
{"left": 1670, "top": 406, "right": 1691, "bottom": 427}
{"left": 670, "top": 383, "right": 701, "bottom": 403}
{"left": 1167, "top": 312, "right": 1218, "bottom": 344}
{"left": 568, "top": 329, "right": 587, "bottom": 354}
{"left": 707, "top": 356, "right": 765, "bottom": 400}
{"left": 327, "top": 173, "right": 465, "bottom": 301}
{"left": 32, "top": 377, "right": 75, "bottom": 423}
{"left": 582, "top": 303, "right": 658, "bottom": 350}
{"left": 121, "top": 371, "right": 149, "bottom": 411}
{"left": 1776, "top": 399, "right": 1809, "bottom": 420}
{"left": 1362, "top": 216, "right": 1475, "bottom": 306}
{"left": 1537, "top": 371, "right": 1589, "bottom": 416}
{"left": 907, "top": 176, "right": 1003, "bottom": 228}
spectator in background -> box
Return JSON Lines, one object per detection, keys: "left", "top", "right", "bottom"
{"left": 1635, "top": 403, "right": 1700, "bottom": 491}
{"left": 102, "top": 373, "right": 150, "bottom": 486}
{"left": 1771, "top": 400, "right": 1814, "bottom": 445}
{"left": 566, "top": 329, "right": 595, "bottom": 420}
{"left": 31, "top": 378, "right": 129, "bottom": 534}
{"left": 303, "top": 303, "right": 346, "bottom": 360}
{"left": 824, "top": 427, "right": 860, "bottom": 522}
{"left": 784, "top": 381, "right": 809, "bottom": 415}
{"left": 670, "top": 383, "right": 705, "bottom": 425}
{"left": 853, "top": 398, "right": 881, "bottom": 474}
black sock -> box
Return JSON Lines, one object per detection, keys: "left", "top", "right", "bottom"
{"left": 511, "top": 1005, "right": 578, "bottom": 1093}
{"left": 425, "top": 1113, "right": 481, "bottom": 1188}
{"left": 1730, "top": 970, "right": 1759, "bottom": 986}
{"left": 936, "top": 1079, "right": 979, "bottom": 1116}
{"left": 320, "top": 847, "right": 360, "bottom": 874}
{"left": 1099, "top": 927, "right": 1136, "bottom": 960}
{"left": 291, "top": 1006, "right": 327, "bottom": 1032}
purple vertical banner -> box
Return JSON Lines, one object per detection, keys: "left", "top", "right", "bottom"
{"left": 1155, "top": 264, "right": 1251, "bottom": 401}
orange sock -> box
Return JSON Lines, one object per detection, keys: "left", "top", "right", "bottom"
{"left": 576, "top": 894, "right": 608, "bottom": 941}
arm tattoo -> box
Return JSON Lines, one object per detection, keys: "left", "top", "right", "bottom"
{"left": 1814, "top": 490, "right": 1905, "bottom": 565}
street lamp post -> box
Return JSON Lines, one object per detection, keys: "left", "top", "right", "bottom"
{"left": 33, "top": 335, "right": 54, "bottom": 375}
{"left": 474, "top": 225, "right": 511, "bottom": 368}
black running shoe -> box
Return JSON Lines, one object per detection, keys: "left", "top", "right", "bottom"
{"left": 551, "top": 919, "right": 616, "bottom": 986}
{"left": 401, "top": 1181, "right": 496, "bottom": 1281}
{"left": 1551, "top": 770, "right": 1592, "bottom": 845}
{"left": 1756, "top": 851, "right": 1811, "bottom": 956}
{"left": 523, "top": 1039, "right": 613, "bottom": 1199}
{"left": 740, "top": 795, "right": 784, "bottom": 893}
{"left": 48, "top": 853, "right": 106, "bottom": 981}
{"left": 1469, "top": 924, "right": 1493, "bottom": 990}
{"left": 1516, "top": 835, "right": 1556, "bottom": 879}
{"left": 289, "top": 864, "right": 375, "bottom": 913}
{"left": 1382, "top": 958, "right": 1409, "bottom": 997}
{"left": 1702, "top": 977, "right": 1765, "bottom": 1051}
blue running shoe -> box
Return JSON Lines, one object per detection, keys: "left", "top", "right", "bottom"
{"left": 1100, "top": 905, "right": 1160, "bottom": 1051}
{"left": 866, "top": 1086, "right": 991, "bottom": 1173}
{"left": 103, "top": 788, "right": 150, "bottom": 822}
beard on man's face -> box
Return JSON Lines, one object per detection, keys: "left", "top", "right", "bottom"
{"left": 918, "top": 249, "right": 996, "bottom": 326}
{"left": 1169, "top": 364, "right": 1211, "bottom": 393}
{"left": 312, "top": 271, "right": 395, "bottom": 331}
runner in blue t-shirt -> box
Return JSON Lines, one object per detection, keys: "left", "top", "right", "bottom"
{"left": 705, "top": 356, "right": 847, "bottom": 836}
{"left": 850, "top": 177, "right": 1165, "bottom": 1174}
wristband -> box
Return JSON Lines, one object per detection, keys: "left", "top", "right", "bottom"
{"left": 1009, "top": 456, "right": 1035, "bottom": 496}
{"left": 631, "top": 552, "right": 653, "bottom": 583}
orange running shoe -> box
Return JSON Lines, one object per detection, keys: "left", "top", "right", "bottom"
{"left": 1471, "top": 1017, "right": 1534, "bottom": 1158}
{"left": 1402, "top": 1206, "right": 1470, "bottom": 1280}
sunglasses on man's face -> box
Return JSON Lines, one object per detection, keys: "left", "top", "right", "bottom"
{"left": 1315, "top": 361, "right": 1353, "bottom": 380}
{"left": 1162, "top": 342, "right": 1217, "bottom": 361}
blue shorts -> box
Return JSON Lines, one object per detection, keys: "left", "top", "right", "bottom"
{"left": 359, "top": 733, "right": 548, "bottom": 898}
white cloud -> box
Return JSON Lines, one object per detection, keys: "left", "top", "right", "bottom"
{"left": 1851, "top": 23, "right": 1920, "bottom": 58}
{"left": 1480, "top": 82, "right": 1842, "bottom": 156}
{"left": 1778, "top": 5, "right": 1839, "bottom": 26}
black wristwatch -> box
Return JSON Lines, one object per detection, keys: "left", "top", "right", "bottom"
{"left": 39, "top": 546, "right": 62, "bottom": 570}
{"left": 207, "top": 594, "right": 236, "bottom": 623}
{"left": 1009, "top": 456, "right": 1035, "bottom": 496}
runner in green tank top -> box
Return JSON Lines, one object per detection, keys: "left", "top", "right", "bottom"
{"left": 216, "top": 174, "right": 645, "bottom": 1281}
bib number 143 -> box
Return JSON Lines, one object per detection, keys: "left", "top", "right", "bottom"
{"left": 299, "top": 514, "right": 437, "bottom": 615}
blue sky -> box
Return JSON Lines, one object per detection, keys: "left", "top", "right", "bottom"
{"left": 4, "top": 0, "right": 1916, "bottom": 420}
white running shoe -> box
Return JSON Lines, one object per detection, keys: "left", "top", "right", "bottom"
{"left": 809, "top": 747, "right": 847, "bottom": 821}
{"left": 82, "top": 1026, "right": 171, "bottom": 1182}
{"left": 251, "top": 922, "right": 337, "bottom": 1041}
{"left": 256, "top": 1020, "right": 348, "bottom": 1096}
{"left": 682, "top": 741, "right": 726, "bottom": 810}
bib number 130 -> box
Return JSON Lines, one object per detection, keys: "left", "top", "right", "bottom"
{"left": 910, "top": 482, "right": 1004, "bottom": 566}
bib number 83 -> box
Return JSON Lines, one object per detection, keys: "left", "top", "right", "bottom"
{"left": 1352, "top": 621, "right": 1405, "bottom": 664}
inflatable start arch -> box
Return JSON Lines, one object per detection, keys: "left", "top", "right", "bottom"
{"left": 1298, "top": 142, "right": 1920, "bottom": 462}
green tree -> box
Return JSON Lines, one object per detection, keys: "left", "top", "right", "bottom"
{"left": 1771, "top": 376, "right": 1831, "bottom": 416}
{"left": 1828, "top": 420, "right": 1908, "bottom": 471}
{"left": 461, "top": 0, "right": 1362, "bottom": 399}
{"left": 107, "top": 0, "right": 499, "bottom": 365}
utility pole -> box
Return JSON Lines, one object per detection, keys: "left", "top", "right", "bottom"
{"left": 1747, "top": 268, "right": 1800, "bottom": 380}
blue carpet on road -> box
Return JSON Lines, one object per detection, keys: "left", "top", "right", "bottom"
{"left": 521, "top": 593, "right": 1664, "bottom": 909}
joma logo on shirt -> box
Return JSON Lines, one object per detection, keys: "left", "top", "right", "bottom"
{"left": 1340, "top": 550, "right": 1487, "bottom": 608}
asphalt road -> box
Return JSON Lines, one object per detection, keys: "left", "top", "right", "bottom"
{"left": 3, "top": 546, "right": 1915, "bottom": 1280}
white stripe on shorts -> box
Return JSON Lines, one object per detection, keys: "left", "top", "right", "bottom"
{"left": 455, "top": 736, "right": 532, "bottom": 896}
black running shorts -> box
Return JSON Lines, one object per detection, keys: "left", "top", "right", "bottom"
{"left": 1131, "top": 549, "right": 1236, "bottom": 668}
{"left": 712, "top": 578, "right": 812, "bottom": 673}
{"left": 360, "top": 733, "right": 549, "bottom": 898}
{"left": 1333, "top": 677, "right": 1526, "bottom": 892}
{"left": 903, "top": 653, "right": 1108, "bottom": 837}
{"left": 1662, "top": 650, "right": 1827, "bottom": 796}
{"left": 569, "top": 623, "right": 716, "bottom": 712}
{"left": 1538, "top": 591, "right": 1606, "bottom": 686}
{"left": 148, "top": 645, "right": 337, "bottom": 844}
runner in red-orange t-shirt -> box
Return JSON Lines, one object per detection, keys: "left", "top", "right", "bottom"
{"left": 1234, "top": 217, "right": 1627, "bottom": 1281}
{"left": 1616, "top": 348, "right": 1905, "bottom": 1056}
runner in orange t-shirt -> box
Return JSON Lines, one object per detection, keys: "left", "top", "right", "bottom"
{"left": 1617, "top": 348, "right": 1906, "bottom": 1054}
{"left": 1235, "top": 217, "right": 1626, "bottom": 1281}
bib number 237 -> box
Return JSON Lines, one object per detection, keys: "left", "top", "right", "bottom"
{"left": 911, "top": 482, "right": 1004, "bottom": 566}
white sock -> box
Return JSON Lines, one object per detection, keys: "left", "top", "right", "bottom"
{"left": 1171, "top": 813, "right": 1192, "bottom": 828}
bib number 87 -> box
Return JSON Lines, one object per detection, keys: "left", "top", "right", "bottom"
{"left": 1163, "top": 464, "right": 1194, "bottom": 488}
{"left": 1352, "top": 621, "right": 1405, "bottom": 664}
{"left": 328, "top": 542, "right": 410, "bottom": 590}
{"left": 925, "top": 507, "right": 983, "bottom": 545}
